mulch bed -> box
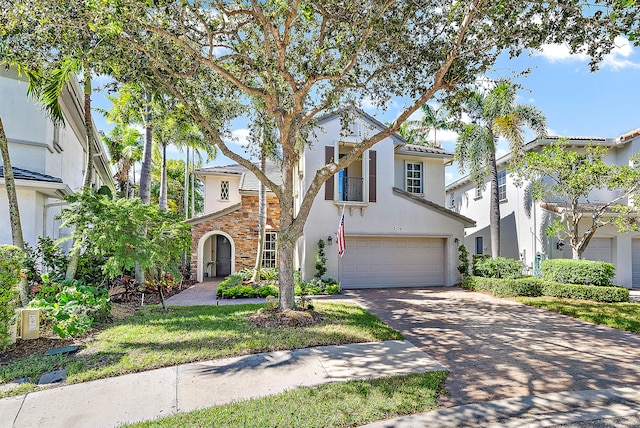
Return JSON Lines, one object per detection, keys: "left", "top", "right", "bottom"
{"left": 248, "top": 307, "right": 325, "bottom": 328}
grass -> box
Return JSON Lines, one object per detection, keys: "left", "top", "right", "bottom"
{"left": 0, "top": 302, "right": 402, "bottom": 397}
{"left": 517, "top": 297, "right": 640, "bottom": 333}
{"left": 125, "top": 371, "right": 448, "bottom": 428}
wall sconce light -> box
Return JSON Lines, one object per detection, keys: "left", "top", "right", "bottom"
{"left": 327, "top": 235, "right": 333, "bottom": 246}
{"left": 556, "top": 241, "right": 565, "bottom": 251}
{"left": 454, "top": 238, "right": 459, "bottom": 245}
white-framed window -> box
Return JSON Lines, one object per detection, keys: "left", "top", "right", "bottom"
{"left": 498, "top": 171, "right": 507, "bottom": 201}
{"left": 475, "top": 186, "right": 482, "bottom": 199}
{"left": 405, "top": 162, "right": 423, "bottom": 194}
{"left": 262, "top": 232, "right": 277, "bottom": 268}
{"left": 449, "top": 192, "right": 455, "bottom": 208}
{"left": 220, "top": 180, "right": 230, "bottom": 200}
{"left": 475, "top": 236, "right": 483, "bottom": 255}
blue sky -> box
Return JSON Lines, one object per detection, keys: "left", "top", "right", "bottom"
{"left": 92, "top": 37, "right": 640, "bottom": 184}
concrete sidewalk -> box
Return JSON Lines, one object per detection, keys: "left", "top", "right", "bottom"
{"left": 0, "top": 340, "right": 447, "bottom": 428}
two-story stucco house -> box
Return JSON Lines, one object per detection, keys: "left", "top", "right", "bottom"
{"left": 446, "top": 130, "right": 640, "bottom": 288}
{"left": 188, "top": 109, "right": 475, "bottom": 288}
{"left": 0, "top": 68, "right": 115, "bottom": 248}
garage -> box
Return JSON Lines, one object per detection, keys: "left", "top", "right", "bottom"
{"left": 563, "top": 237, "right": 612, "bottom": 263}
{"left": 339, "top": 237, "right": 445, "bottom": 289}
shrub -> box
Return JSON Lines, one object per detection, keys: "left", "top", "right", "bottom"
{"left": 541, "top": 259, "right": 615, "bottom": 286}
{"left": 295, "top": 278, "right": 340, "bottom": 296}
{"left": 29, "top": 275, "right": 111, "bottom": 338}
{"left": 216, "top": 273, "right": 278, "bottom": 299}
{"left": 0, "top": 245, "right": 22, "bottom": 350}
{"left": 540, "top": 282, "right": 628, "bottom": 303}
{"left": 457, "top": 244, "right": 470, "bottom": 278}
{"left": 314, "top": 239, "right": 327, "bottom": 279}
{"left": 471, "top": 254, "right": 490, "bottom": 276}
{"left": 473, "top": 256, "right": 523, "bottom": 279}
{"left": 462, "top": 275, "right": 628, "bottom": 303}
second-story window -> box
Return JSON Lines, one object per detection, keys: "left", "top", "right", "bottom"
{"left": 498, "top": 171, "right": 507, "bottom": 201}
{"left": 449, "top": 192, "right": 455, "bottom": 208}
{"left": 406, "top": 162, "right": 423, "bottom": 194}
{"left": 262, "top": 232, "right": 278, "bottom": 268}
{"left": 220, "top": 180, "right": 230, "bottom": 200}
{"left": 475, "top": 186, "right": 482, "bottom": 199}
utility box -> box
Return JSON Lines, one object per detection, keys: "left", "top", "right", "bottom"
{"left": 20, "top": 308, "right": 40, "bottom": 340}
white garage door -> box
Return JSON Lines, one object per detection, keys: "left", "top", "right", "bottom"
{"left": 632, "top": 239, "right": 640, "bottom": 288}
{"left": 563, "top": 237, "right": 612, "bottom": 263}
{"left": 340, "top": 237, "right": 445, "bottom": 289}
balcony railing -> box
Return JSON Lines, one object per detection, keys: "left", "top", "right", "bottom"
{"left": 338, "top": 176, "right": 364, "bottom": 202}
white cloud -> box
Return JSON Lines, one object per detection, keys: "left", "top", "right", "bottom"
{"left": 224, "top": 128, "right": 251, "bottom": 147}
{"left": 535, "top": 36, "right": 640, "bottom": 70}
{"left": 362, "top": 96, "right": 397, "bottom": 111}
{"left": 496, "top": 148, "right": 509, "bottom": 158}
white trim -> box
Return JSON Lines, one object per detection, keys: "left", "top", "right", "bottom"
{"left": 404, "top": 160, "right": 423, "bottom": 194}
{"left": 196, "top": 230, "right": 236, "bottom": 282}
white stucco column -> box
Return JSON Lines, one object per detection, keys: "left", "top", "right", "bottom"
{"left": 615, "top": 235, "right": 632, "bottom": 288}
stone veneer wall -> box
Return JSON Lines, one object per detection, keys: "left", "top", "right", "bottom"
{"left": 190, "top": 195, "right": 280, "bottom": 276}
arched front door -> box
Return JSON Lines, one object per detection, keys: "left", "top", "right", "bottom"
{"left": 198, "top": 231, "right": 235, "bottom": 282}
{"left": 214, "top": 235, "right": 232, "bottom": 277}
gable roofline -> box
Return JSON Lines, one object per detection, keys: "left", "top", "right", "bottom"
{"left": 185, "top": 202, "right": 242, "bottom": 225}
{"left": 395, "top": 144, "right": 453, "bottom": 162}
{"left": 316, "top": 107, "right": 406, "bottom": 145}
{"left": 446, "top": 134, "right": 615, "bottom": 191}
{"left": 392, "top": 187, "right": 476, "bottom": 228}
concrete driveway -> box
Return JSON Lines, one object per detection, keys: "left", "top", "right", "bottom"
{"left": 347, "top": 287, "right": 640, "bottom": 407}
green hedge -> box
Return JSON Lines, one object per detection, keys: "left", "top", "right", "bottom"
{"left": 0, "top": 245, "right": 23, "bottom": 350}
{"left": 216, "top": 272, "right": 340, "bottom": 299}
{"left": 472, "top": 256, "right": 523, "bottom": 279}
{"left": 462, "top": 275, "right": 629, "bottom": 303}
{"left": 541, "top": 259, "right": 615, "bottom": 286}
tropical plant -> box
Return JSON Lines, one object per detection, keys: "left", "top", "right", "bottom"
{"left": 455, "top": 79, "right": 546, "bottom": 258}
{"left": 0, "top": 245, "right": 22, "bottom": 349}
{"left": 401, "top": 104, "right": 457, "bottom": 147}
{"left": 101, "top": 125, "right": 142, "bottom": 198}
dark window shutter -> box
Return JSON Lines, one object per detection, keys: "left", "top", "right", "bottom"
{"left": 369, "top": 150, "right": 377, "bottom": 202}
{"left": 325, "top": 146, "right": 334, "bottom": 200}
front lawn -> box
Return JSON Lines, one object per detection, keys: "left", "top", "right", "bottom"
{"left": 0, "top": 302, "right": 402, "bottom": 397}
{"left": 517, "top": 297, "right": 640, "bottom": 333}
{"left": 126, "top": 371, "right": 447, "bottom": 428}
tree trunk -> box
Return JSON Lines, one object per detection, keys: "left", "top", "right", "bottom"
{"left": 81, "top": 72, "right": 94, "bottom": 189}
{"left": 139, "top": 92, "right": 153, "bottom": 204}
{"left": 278, "top": 237, "right": 296, "bottom": 310}
{"left": 67, "top": 71, "right": 93, "bottom": 281}
{"left": 190, "top": 153, "right": 195, "bottom": 216}
{"left": 184, "top": 147, "right": 189, "bottom": 219}
{"left": 159, "top": 143, "right": 168, "bottom": 210}
{"left": 0, "top": 116, "right": 28, "bottom": 306}
{"left": 251, "top": 151, "right": 267, "bottom": 283}
{"left": 489, "top": 148, "right": 501, "bottom": 258}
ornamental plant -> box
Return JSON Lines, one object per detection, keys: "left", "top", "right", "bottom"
{"left": 0, "top": 245, "right": 22, "bottom": 349}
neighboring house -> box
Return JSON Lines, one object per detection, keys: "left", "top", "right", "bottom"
{"left": 0, "top": 68, "right": 115, "bottom": 248}
{"left": 189, "top": 109, "right": 475, "bottom": 288}
{"left": 446, "top": 130, "right": 640, "bottom": 288}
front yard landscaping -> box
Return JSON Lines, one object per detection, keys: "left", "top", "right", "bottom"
{"left": 0, "top": 302, "right": 402, "bottom": 398}
{"left": 125, "top": 371, "right": 448, "bottom": 428}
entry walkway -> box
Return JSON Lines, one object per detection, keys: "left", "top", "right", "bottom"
{"left": 165, "top": 279, "right": 267, "bottom": 306}
{"left": 0, "top": 341, "right": 446, "bottom": 428}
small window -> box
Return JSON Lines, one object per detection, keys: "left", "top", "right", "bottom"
{"left": 449, "top": 192, "right": 455, "bottom": 208}
{"left": 475, "top": 186, "right": 482, "bottom": 199}
{"left": 405, "top": 162, "right": 423, "bottom": 194}
{"left": 497, "top": 171, "right": 507, "bottom": 201}
{"left": 475, "top": 237, "right": 483, "bottom": 255}
{"left": 262, "top": 232, "right": 277, "bottom": 268}
{"left": 220, "top": 180, "right": 230, "bottom": 200}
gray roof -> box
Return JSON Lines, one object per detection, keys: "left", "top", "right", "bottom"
{"left": 196, "top": 161, "right": 283, "bottom": 192}
{"left": 399, "top": 144, "right": 453, "bottom": 157}
{"left": 0, "top": 166, "right": 63, "bottom": 183}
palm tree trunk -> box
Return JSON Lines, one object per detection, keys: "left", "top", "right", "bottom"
{"left": 184, "top": 147, "right": 189, "bottom": 219}
{"left": 251, "top": 150, "right": 267, "bottom": 282}
{"left": 159, "top": 143, "right": 168, "bottom": 210}
{"left": 67, "top": 70, "right": 93, "bottom": 281}
{"left": 489, "top": 149, "right": 501, "bottom": 258}
{"left": 0, "top": 116, "right": 28, "bottom": 306}
{"left": 190, "top": 154, "right": 195, "bottom": 216}
{"left": 139, "top": 92, "right": 153, "bottom": 204}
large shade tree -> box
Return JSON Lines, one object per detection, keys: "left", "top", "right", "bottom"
{"left": 9, "top": 0, "right": 639, "bottom": 309}
{"left": 455, "top": 79, "right": 547, "bottom": 258}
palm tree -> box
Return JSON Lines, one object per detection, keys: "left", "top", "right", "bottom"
{"left": 102, "top": 125, "right": 142, "bottom": 198}
{"left": 455, "top": 79, "right": 546, "bottom": 258}
{"left": 400, "top": 104, "right": 456, "bottom": 147}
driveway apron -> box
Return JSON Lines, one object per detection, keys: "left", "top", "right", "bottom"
{"left": 348, "top": 287, "right": 640, "bottom": 407}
